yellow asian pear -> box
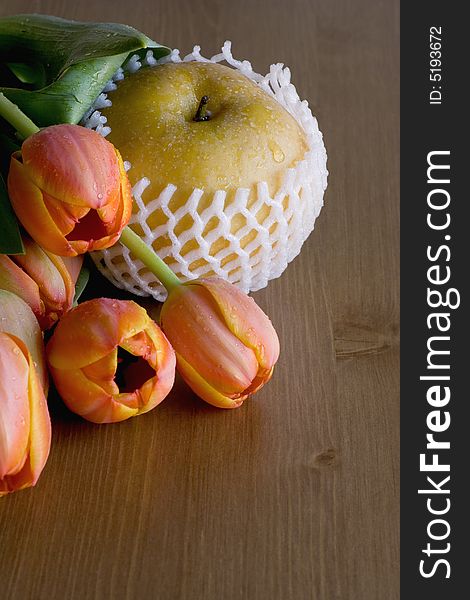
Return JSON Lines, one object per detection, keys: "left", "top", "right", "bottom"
{"left": 101, "top": 62, "right": 309, "bottom": 271}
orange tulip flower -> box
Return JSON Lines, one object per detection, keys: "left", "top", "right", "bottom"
{"left": 47, "top": 298, "right": 176, "bottom": 423}
{"left": 0, "top": 290, "right": 51, "bottom": 497}
{"left": 160, "top": 277, "right": 280, "bottom": 409}
{"left": 7, "top": 124, "right": 132, "bottom": 257}
{"left": 0, "top": 236, "right": 83, "bottom": 329}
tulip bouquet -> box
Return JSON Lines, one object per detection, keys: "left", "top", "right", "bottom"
{"left": 0, "top": 15, "right": 280, "bottom": 496}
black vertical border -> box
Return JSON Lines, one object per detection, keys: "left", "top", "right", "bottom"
{"left": 401, "top": 2, "right": 467, "bottom": 598}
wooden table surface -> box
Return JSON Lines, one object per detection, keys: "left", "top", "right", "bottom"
{"left": 0, "top": 1, "right": 399, "bottom": 598}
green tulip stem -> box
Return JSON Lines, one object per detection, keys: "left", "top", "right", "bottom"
{"left": 119, "top": 226, "right": 181, "bottom": 293}
{"left": 0, "top": 93, "right": 40, "bottom": 138}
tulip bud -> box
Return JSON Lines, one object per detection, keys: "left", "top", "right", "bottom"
{"left": 7, "top": 124, "right": 132, "bottom": 257}
{"left": 46, "top": 298, "right": 176, "bottom": 423}
{"left": 0, "top": 290, "right": 51, "bottom": 497}
{"left": 0, "top": 236, "right": 83, "bottom": 329}
{"left": 160, "top": 277, "right": 280, "bottom": 409}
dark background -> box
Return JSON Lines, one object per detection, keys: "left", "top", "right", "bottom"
{"left": 401, "top": 2, "right": 466, "bottom": 597}
{"left": 0, "top": 1, "right": 399, "bottom": 598}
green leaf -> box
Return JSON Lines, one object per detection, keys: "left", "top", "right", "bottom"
{"left": 0, "top": 172, "right": 24, "bottom": 254}
{"left": 2, "top": 54, "right": 128, "bottom": 126}
{"left": 0, "top": 14, "right": 171, "bottom": 126}
{"left": 73, "top": 264, "right": 90, "bottom": 306}
{"left": 7, "top": 61, "right": 45, "bottom": 86}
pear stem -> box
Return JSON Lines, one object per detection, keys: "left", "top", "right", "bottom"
{"left": 0, "top": 92, "right": 40, "bottom": 138}
{"left": 0, "top": 93, "right": 182, "bottom": 295}
{"left": 193, "top": 95, "right": 210, "bottom": 121}
{"left": 120, "top": 226, "right": 181, "bottom": 293}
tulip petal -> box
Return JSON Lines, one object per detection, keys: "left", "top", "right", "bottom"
{"left": 96, "top": 149, "right": 133, "bottom": 238}
{"left": 161, "top": 285, "right": 259, "bottom": 396}
{"left": 0, "top": 334, "right": 51, "bottom": 496}
{"left": 82, "top": 348, "right": 119, "bottom": 396}
{"left": 0, "top": 255, "right": 43, "bottom": 319}
{"left": 0, "top": 290, "right": 48, "bottom": 392}
{"left": 0, "top": 333, "right": 30, "bottom": 478}
{"left": 49, "top": 365, "right": 138, "bottom": 424}
{"left": 117, "top": 149, "right": 133, "bottom": 227}
{"left": 22, "top": 125, "right": 121, "bottom": 209}
{"left": 42, "top": 192, "right": 89, "bottom": 236}
{"left": 119, "top": 324, "right": 176, "bottom": 414}
{"left": 196, "top": 278, "right": 280, "bottom": 371}
{"left": 63, "top": 152, "right": 129, "bottom": 255}
{"left": 175, "top": 352, "right": 245, "bottom": 409}
{"left": 61, "top": 255, "right": 84, "bottom": 286}
{"left": 44, "top": 250, "right": 80, "bottom": 313}
{"left": 14, "top": 238, "right": 70, "bottom": 327}
{"left": 9, "top": 343, "right": 51, "bottom": 490}
{"left": 47, "top": 299, "right": 150, "bottom": 370}
{"left": 120, "top": 330, "right": 155, "bottom": 364}
{"left": 8, "top": 155, "right": 77, "bottom": 256}
{"left": 76, "top": 230, "right": 120, "bottom": 254}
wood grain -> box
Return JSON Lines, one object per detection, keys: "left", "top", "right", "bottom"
{"left": 0, "top": 1, "right": 400, "bottom": 598}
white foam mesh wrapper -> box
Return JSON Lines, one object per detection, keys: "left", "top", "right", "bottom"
{"left": 83, "top": 42, "right": 328, "bottom": 301}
